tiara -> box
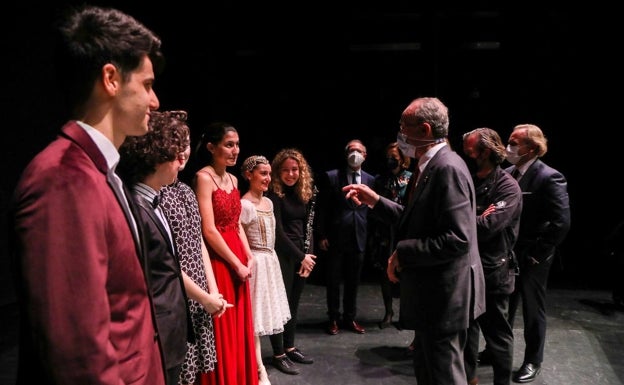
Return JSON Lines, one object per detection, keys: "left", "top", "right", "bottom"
{"left": 241, "top": 155, "right": 269, "bottom": 174}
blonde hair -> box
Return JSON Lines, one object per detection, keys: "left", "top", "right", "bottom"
{"left": 270, "top": 148, "right": 315, "bottom": 204}
{"left": 513, "top": 124, "right": 548, "bottom": 157}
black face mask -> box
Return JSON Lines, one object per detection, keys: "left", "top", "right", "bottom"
{"left": 466, "top": 159, "right": 479, "bottom": 175}
{"left": 386, "top": 157, "right": 399, "bottom": 170}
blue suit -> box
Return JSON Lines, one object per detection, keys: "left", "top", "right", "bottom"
{"left": 506, "top": 159, "right": 570, "bottom": 366}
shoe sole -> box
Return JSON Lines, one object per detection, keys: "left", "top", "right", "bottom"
{"left": 512, "top": 368, "right": 540, "bottom": 383}
{"left": 272, "top": 359, "right": 300, "bottom": 375}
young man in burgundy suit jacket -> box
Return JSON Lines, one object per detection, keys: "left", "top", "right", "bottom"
{"left": 10, "top": 6, "right": 167, "bottom": 384}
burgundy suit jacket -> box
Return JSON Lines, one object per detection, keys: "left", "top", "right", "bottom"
{"left": 11, "top": 121, "right": 165, "bottom": 385}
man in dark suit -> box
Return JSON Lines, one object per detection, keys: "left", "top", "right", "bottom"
{"left": 118, "top": 117, "right": 195, "bottom": 385}
{"left": 342, "top": 97, "right": 486, "bottom": 385}
{"left": 504, "top": 124, "right": 571, "bottom": 383}
{"left": 316, "top": 139, "right": 375, "bottom": 335}
{"left": 9, "top": 6, "right": 166, "bottom": 384}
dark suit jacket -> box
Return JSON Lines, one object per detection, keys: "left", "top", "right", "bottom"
{"left": 133, "top": 195, "right": 192, "bottom": 371}
{"left": 316, "top": 168, "right": 375, "bottom": 252}
{"left": 506, "top": 159, "right": 570, "bottom": 262}
{"left": 10, "top": 121, "right": 165, "bottom": 385}
{"left": 371, "top": 145, "right": 486, "bottom": 334}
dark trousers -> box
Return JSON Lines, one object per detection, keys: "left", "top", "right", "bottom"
{"left": 413, "top": 328, "right": 467, "bottom": 385}
{"left": 465, "top": 293, "right": 513, "bottom": 385}
{"left": 508, "top": 250, "right": 554, "bottom": 365}
{"left": 166, "top": 364, "right": 182, "bottom": 385}
{"left": 270, "top": 265, "right": 306, "bottom": 353}
{"left": 379, "top": 268, "right": 396, "bottom": 317}
{"left": 325, "top": 249, "right": 364, "bottom": 322}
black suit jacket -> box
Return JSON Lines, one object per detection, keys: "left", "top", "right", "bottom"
{"left": 133, "top": 194, "right": 192, "bottom": 370}
{"left": 316, "top": 168, "right": 375, "bottom": 252}
{"left": 506, "top": 159, "right": 571, "bottom": 262}
{"left": 372, "top": 145, "right": 486, "bottom": 333}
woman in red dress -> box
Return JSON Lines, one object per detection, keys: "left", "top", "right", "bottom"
{"left": 193, "top": 122, "right": 258, "bottom": 385}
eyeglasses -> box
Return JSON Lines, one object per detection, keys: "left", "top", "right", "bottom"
{"left": 398, "top": 128, "right": 421, "bottom": 142}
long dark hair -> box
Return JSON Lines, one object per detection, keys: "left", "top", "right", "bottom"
{"left": 181, "top": 121, "right": 237, "bottom": 184}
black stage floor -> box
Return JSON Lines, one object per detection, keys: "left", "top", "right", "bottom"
{"left": 2, "top": 281, "right": 623, "bottom": 385}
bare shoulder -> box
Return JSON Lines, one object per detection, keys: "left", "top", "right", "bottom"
{"left": 228, "top": 172, "right": 238, "bottom": 186}
{"left": 195, "top": 168, "right": 216, "bottom": 192}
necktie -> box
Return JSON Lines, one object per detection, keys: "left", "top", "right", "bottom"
{"left": 352, "top": 172, "right": 358, "bottom": 184}
{"left": 152, "top": 194, "right": 160, "bottom": 208}
{"left": 511, "top": 168, "right": 520, "bottom": 180}
{"left": 406, "top": 167, "right": 420, "bottom": 204}
{"left": 151, "top": 193, "right": 174, "bottom": 250}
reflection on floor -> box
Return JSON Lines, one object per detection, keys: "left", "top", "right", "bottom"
{"left": 260, "top": 282, "right": 624, "bottom": 385}
{"left": 2, "top": 282, "right": 623, "bottom": 385}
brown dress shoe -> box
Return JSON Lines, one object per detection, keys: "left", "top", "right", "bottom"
{"left": 326, "top": 320, "right": 339, "bottom": 335}
{"left": 344, "top": 320, "right": 365, "bottom": 334}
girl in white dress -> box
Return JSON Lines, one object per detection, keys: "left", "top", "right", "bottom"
{"left": 240, "top": 155, "right": 291, "bottom": 385}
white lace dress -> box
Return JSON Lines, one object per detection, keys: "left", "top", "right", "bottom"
{"left": 241, "top": 198, "right": 291, "bottom": 336}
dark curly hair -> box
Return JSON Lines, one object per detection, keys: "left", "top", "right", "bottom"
{"left": 117, "top": 110, "right": 190, "bottom": 185}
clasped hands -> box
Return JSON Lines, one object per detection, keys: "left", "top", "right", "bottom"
{"left": 298, "top": 253, "right": 317, "bottom": 278}
{"left": 205, "top": 292, "right": 233, "bottom": 318}
{"left": 235, "top": 257, "right": 255, "bottom": 282}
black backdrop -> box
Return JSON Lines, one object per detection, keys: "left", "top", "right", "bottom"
{"left": 2, "top": 2, "right": 620, "bottom": 297}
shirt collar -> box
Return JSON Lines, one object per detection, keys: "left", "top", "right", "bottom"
{"left": 417, "top": 141, "right": 447, "bottom": 174}
{"left": 133, "top": 183, "right": 159, "bottom": 205}
{"left": 76, "top": 120, "right": 119, "bottom": 171}
{"left": 515, "top": 157, "right": 537, "bottom": 176}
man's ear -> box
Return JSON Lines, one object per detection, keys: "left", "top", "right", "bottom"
{"left": 102, "top": 63, "right": 119, "bottom": 96}
{"left": 419, "top": 122, "right": 432, "bottom": 137}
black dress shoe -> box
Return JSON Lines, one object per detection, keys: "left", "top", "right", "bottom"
{"left": 512, "top": 363, "right": 541, "bottom": 383}
{"left": 327, "top": 320, "right": 339, "bottom": 335}
{"left": 286, "top": 347, "right": 313, "bottom": 364}
{"left": 272, "top": 355, "right": 299, "bottom": 375}
{"left": 344, "top": 320, "right": 366, "bottom": 334}
{"left": 477, "top": 349, "right": 493, "bottom": 366}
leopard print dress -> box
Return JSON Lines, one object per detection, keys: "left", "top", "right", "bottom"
{"left": 161, "top": 180, "right": 217, "bottom": 384}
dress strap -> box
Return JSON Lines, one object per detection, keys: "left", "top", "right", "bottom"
{"left": 200, "top": 169, "right": 220, "bottom": 186}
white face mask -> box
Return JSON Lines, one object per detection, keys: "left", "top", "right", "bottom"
{"left": 397, "top": 133, "right": 416, "bottom": 158}
{"left": 347, "top": 151, "right": 365, "bottom": 168}
{"left": 397, "top": 133, "right": 441, "bottom": 159}
{"left": 505, "top": 144, "right": 523, "bottom": 165}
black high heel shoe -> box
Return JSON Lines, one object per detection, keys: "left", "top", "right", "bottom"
{"left": 378, "top": 312, "right": 393, "bottom": 329}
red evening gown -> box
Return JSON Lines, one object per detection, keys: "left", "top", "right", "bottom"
{"left": 202, "top": 184, "right": 258, "bottom": 385}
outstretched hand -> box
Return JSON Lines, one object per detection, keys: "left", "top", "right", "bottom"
{"left": 341, "top": 183, "right": 380, "bottom": 207}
